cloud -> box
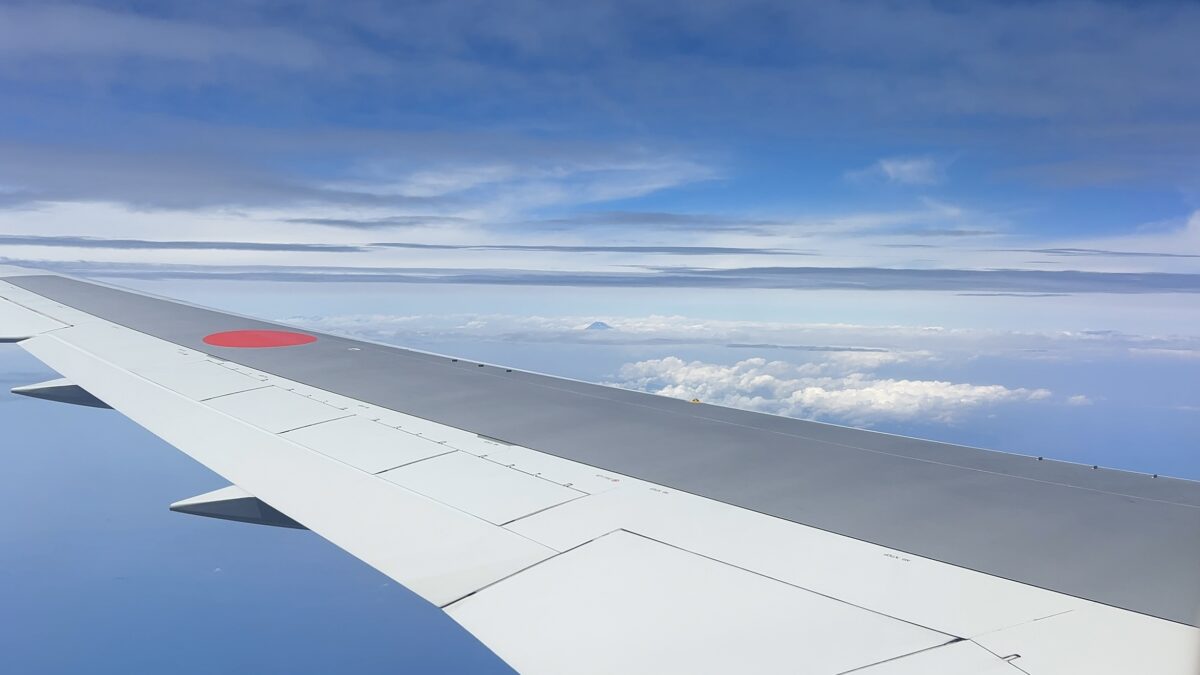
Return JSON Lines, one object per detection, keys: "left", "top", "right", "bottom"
{"left": 523, "top": 211, "right": 779, "bottom": 233}
{"left": 1022, "top": 212, "right": 1200, "bottom": 264}
{"left": 1129, "top": 348, "right": 1200, "bottom": 360}
{"left": 0, "top": 232, "right": 804, "bottom": 257}
{"left": 9, "top": 2, "right": 1197, "bottom": 136}
{"left": 0, "top": 131, "right": 713, "bottom": 214}
{"left": 956, "top": 292, "right": 1069, "bottom": 298}
{"left": 285, "top": 312, "right": 924, "bottom": 352}
{"left": 0, "top": 234, "right": 366, "bottom": 253}
{"left": 0, "top": 4, "right": 324, "bottom": 68}
{"left": 324, "top": 155, "right": 717, "bottom": 217}
{"left": 727, "top": 343, "right": 888, "bottom": 353}
{"left": 370, "top": 242, "right": 809, "bottom": 256}
{"left": 273, "top": 311, "right": 1200, "bottom": 371}
{"left": 611, "top": 356, "right": 1050, "bottom": 425}
{"left": 2, "top": 1, "right": 1199, "bottom": 202}
{"left": 0, "top": 70, "right": 731, "bottom": 219}
{"left": 886, "top": 228, "right": 996, "bottom": 238}
{"left": 0, "top": 2, "right": 1197, "bottom": 281}
{"left": 1066, "top": 394, "right": 1093, "bottom": 406}
{"left": 9, "top": 258, "right": 1200, "bottom": 294}
{"left": 0, "top": 139, "right": 445, "bottom": 211}
{"left": 847, "top": 157, "right": 945, "bottom": 185}
{"left": 1001, "top": 248, "right": 1200, "bottom": 259}
{"left": 284, "top": 216, "right": 471, "bottom": 229}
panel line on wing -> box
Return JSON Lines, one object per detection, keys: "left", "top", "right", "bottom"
{"left": 622, "top": 528, "right": 958, "bottom": 636}
{"left": 440, "top": 527, "right": 645, "bottom": 608}
{"left": 496, "top": 496, "right": 589, "bottom": 528}
{"left": 275, "top": 414, "right": 356, "bottom": 435}
{"left": 833, "top": 639, "right": 969, "bottom": 675}
{"left": 197, "top": 385, "right": 272, "bottom": 401}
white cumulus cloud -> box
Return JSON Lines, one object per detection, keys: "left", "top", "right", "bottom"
{"left": 612, "top": 356, "right": 1051, "bottom": 425}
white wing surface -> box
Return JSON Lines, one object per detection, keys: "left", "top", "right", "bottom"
{"left": 2, "top": 265, "right": 1197, "bottom": 674}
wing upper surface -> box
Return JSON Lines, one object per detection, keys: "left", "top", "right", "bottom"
{"left": 2, "top": 268, "right": 1198, "bottom": 674}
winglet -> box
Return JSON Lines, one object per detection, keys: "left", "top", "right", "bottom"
{"left": 170, "top": 485, "right": 307, "bottom": 529}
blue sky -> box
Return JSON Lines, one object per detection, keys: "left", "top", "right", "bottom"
{"left": 1, "top": 1, "right": 1199, "bottom": 673}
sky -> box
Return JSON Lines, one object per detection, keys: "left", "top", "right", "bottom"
{"left": 1, "top": 1, "right": 1198, "bottom": 673}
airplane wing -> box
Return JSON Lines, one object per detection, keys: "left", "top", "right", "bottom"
{"left": 2, "top": 264, "right": 1198, "bottom": 674}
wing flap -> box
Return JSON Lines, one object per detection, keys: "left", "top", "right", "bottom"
{"left": 379, "top": 451, "right": 585, "bottom": 526}
{"left": 203, "top": 384, "right": 352, "bottom": 433}
{"left": 446, "top": 530, "right": 953, "bottom": 675}
{"left": 281, "top": 415, "right": 455, "bottom": 473}
{"left": 0, "top": 296, "right": 67, "bottom": 341}
{"left": 134, "top": 359, "right": 269, "bottom": 401}
{"left": 505, "top": 481, "right": 1083, "bottom": 638}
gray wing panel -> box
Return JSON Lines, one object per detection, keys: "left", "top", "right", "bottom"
{"left": 7, "top": 273, "right": 1200, "bottom": 625}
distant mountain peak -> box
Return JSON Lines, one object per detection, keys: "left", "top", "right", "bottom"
{"left": 585, "top": 321, "right": 613, "bottom": 330}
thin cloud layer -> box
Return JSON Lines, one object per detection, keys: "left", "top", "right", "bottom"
{"left": 1003, "top": 248, "right": 1200, "bottom": 260}
{"left": 370, "top": 242, "right": 808, "bottom": 256}
{"left": 0, "top": 234, "right": 801, "bottom": 257}
{"left": 0, "top": 234, "right": 366, "bottom": 253}
{"left": 13, "top": 258, "right": 1196, "bottom": 294}
{"left": 285, "top": 216, "right": 471, "bottom": 229}
{"left": 847, "top": 157, "right": 945, "bottom": 185}
{"left": 281, "top": 311, "right": 1200, "bottom": 362}
{"left": 0, "top": 4, "right": 325, "bottom": 67}
{"left": 521, "top": 212, "right": 779, "bottom": 233}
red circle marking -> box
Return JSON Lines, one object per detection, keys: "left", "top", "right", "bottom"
{"left": 203, "top": 330, "right": 317, "bottom": 348}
